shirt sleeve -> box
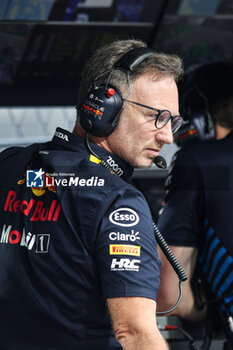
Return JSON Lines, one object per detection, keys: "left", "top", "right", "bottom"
{"left": 157, "top": 148, "right": 204, "bottom": 248}
{"left": 95, "top": 187, "right": 161, "bottom": 301}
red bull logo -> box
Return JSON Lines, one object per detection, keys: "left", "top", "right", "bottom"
{"left": 4, "top": 190, "right": 61, "bottom": 222}
{"left": 82, "top": 103, "right": 103, "bottom": 116}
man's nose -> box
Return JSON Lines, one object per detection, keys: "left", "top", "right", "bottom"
{"left": 156, "top": 121, "right": 173, "bottom": 145}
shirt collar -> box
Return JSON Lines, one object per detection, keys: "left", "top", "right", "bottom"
{"left": 51, "top": 127, "right": 134, "bottom": 181}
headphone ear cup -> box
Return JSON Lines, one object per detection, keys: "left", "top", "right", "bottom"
{"left": 77, "top": 85, "right": 123, "bottom": 137}
{"left": 178, "top": 87, "right": 215, "bottom": 144}
{"left": 77, "top": 47, "right": 157, "bottom": 137}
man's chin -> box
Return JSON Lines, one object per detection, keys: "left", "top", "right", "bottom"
{"left": 133, "top": 160, "right": 154, "bottom": 169}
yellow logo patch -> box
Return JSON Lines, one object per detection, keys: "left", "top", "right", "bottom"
{"left": 89, "top": 154, "right": 101, "bottom": 164}
{"left": 109, "top": 244, "right": 141, "bottom": 256}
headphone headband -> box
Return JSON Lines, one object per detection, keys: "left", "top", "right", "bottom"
{"left": 114, "top": 47, "right": 156, "bottom": 72}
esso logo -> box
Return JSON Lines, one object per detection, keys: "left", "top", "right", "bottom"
{"left": 109, "top": 208, "right": 139, "bottom": 227}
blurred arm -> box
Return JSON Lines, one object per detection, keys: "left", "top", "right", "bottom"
{"left": 157, "top": 245, "right": 206, "bottom": 321}
{"left": 107, "top": 297, "right": 169, "bottom": 350}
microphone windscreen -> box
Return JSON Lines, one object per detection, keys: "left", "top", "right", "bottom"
{"left": 153, "top": 156, "right": 167, "bottom": 169}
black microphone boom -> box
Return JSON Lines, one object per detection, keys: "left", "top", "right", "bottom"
{"left": 154, "top": 156, "right": 167, "bottom": 169}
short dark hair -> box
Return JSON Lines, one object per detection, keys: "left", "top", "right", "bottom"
{"left": 78, "top": 39, "right": 183, "bottom": 103}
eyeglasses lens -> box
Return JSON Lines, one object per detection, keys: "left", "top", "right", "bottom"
{"left": 156, "top": 111, "right": 171, "bottom": 129}
{"left": 156, "top": 112, "right": 183, "bottom": 134}
{"left": 171, "top": 117, "right": 183, "bottom": 133}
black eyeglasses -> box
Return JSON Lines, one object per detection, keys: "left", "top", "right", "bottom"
{"left": 123, "top": 99, "right": 184, "bottom": 134}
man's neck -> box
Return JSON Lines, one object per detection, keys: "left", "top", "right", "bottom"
{"left": 215, "top": 124, "right": 233, "bottom": 140}
{"left": 72, "top": 123, "right": 112, "bottom": 153}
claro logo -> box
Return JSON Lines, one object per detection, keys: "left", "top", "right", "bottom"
{"left": 109, "top": 208, "right": 139, "bottom": 227}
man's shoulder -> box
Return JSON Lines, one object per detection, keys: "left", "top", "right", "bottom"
{"left": 181, "top": 138, "right": 214, "bottom": 153}
{"left": 175, "top": 138, "right": 218, "bottom": 164}
{"left": 0, "top": 146, "right": 23, "bottom": 162}
{"left": 88, "top": 165, "right": 142, "bottom": 200}
{"left": 180, "top": 135, "right": 233, "bottom": 165}
{"left": 0, "top": 143, "right": 43, "bottom": 163}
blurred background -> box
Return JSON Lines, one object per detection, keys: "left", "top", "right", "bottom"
{"left": 1, "top": 0, "right": 233, "bottom": 221}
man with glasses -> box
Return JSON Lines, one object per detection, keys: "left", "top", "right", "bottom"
{"left": 0, "top": 39, "right": 183, "bottom": 350}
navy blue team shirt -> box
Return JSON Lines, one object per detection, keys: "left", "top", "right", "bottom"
{"left": 157, "top": 131, "right": 233, "bottom": 318}
{"left": 0, "top": 127, "right": 160, "bottom": 350}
